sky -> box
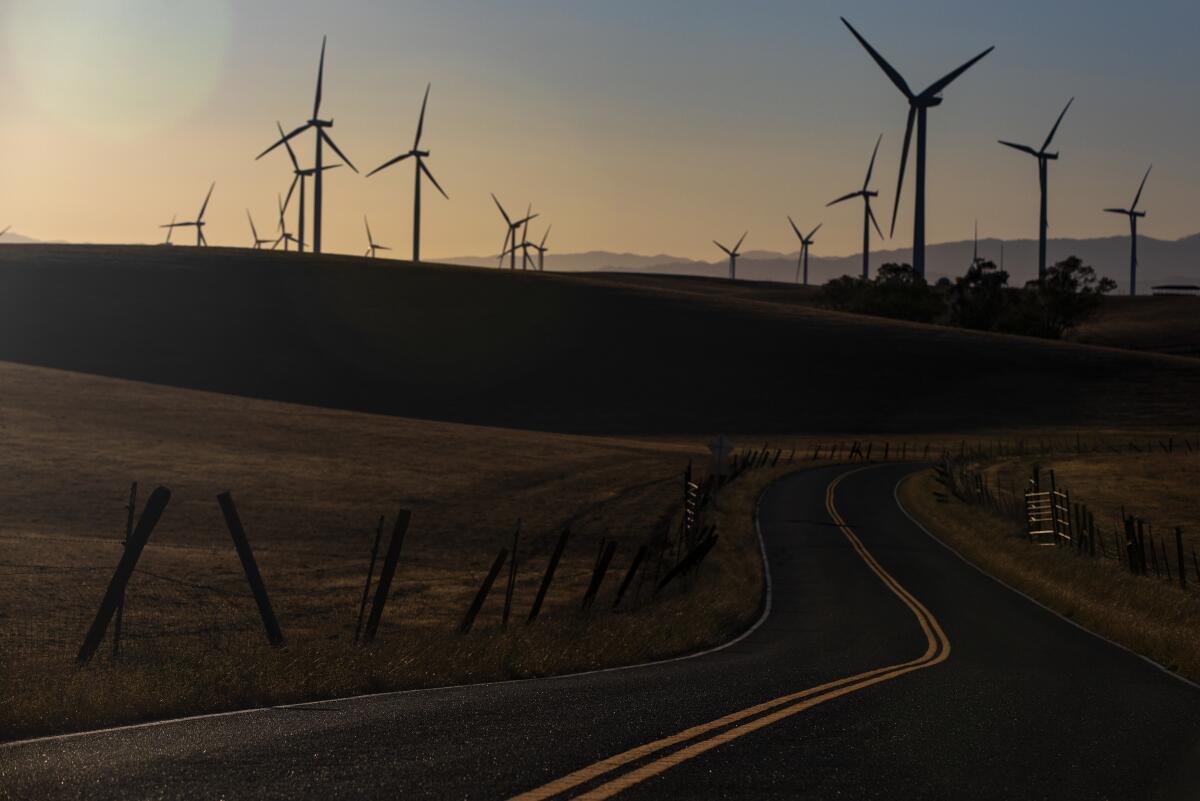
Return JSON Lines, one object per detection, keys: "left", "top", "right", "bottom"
{"left": 1, "top": 0, "right": 1198, "bottom": 262}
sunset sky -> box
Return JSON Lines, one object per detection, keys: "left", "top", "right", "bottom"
{"left": 1, "top": 0, "right": 1197, "bottom": 262}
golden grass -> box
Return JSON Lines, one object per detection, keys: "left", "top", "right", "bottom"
{"left": 0, "top": 359, "right": 791, "bottom": 739}
{"left": 982, "top": 448, "right": 1200, "bottom": 557}
{"left": 899, "top": 468, "right": 1200, "bottom": 683}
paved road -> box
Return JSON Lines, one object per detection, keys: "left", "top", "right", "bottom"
{"left": 4, "top": 463, "right": 1199, "bottom": 800}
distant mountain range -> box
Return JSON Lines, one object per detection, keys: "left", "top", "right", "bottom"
{"left": 449, "top": 233, "right": 1200, "bottom": 292}
{"left": 6, "top": 231, "right": 1196, "bottom": 291}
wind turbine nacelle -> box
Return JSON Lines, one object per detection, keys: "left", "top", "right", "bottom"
{"left": 918, "top": 95, "right": 945, "bottom": 108}
{"left": 309, "top": 118, "right": 334, "bottom": 128}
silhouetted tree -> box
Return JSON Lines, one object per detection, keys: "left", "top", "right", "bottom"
{"left": 949, "top": 259, "right": 1009, "bottom": 331}
{"left": 819, "top": 263, "right": 943, "bottom": 323}
{"left": 1012, "top": 256, "right": 1116, "bottom": 338}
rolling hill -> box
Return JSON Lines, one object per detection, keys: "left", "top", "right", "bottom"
{"left": 0, "top": 243, "right": 1197, "bottom": 435}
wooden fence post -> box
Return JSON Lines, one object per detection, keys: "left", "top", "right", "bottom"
{"left": 77, "top": 487, "right": 171, "bottom": 665}
{"left": 363, "top": 510, "right": 412, "bottom": 643}
{"left": 354, "top": 515, "right": 385, "bottom": 643}
{"left": 581, "top": 541, "right": 617, "bottom": 612}
{"left": 112, "top": 480, "right": 138, "bottom": 658}
{"left": 461, "top": 548, "right": 508, "bottom": 634}
{"left": 528, "top": 528, "right": 570, "bottom": 623}
{"left": 217, "top": 492, "right": 285, "bottom": 647}
{"left": 502, "top": 520, "right": 521, "bottom": 627}
{"left": 613, "top": 545, "right": 648, "bottom": 610}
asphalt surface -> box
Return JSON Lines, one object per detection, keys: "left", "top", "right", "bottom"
{"left": 4, "top": 463, "right": 1199, "bottom": 800}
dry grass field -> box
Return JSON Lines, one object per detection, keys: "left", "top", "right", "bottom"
{"left": 979, "top": 448, "right": 1200, "bottom": 557}
{"left": 1068, "top": 295, "right": 1200, "bottom": 358}
{"left": 900, "top": 469, "right": 1200, "bottom": 683}
{"left": 0, "top": 359, "right": 788, "bottom": 739}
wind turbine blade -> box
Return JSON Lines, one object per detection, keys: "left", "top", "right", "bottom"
{"left": 787, "top": 215, "right": 803, "bottom": 240}
{"left": 377, "top": 245, "right": 391, "bottom": 251}
{"left": 500, "top": 229, "right": 512, "bottom": 265}
{"left": 920, "top": 46, "right": 995, "bottom": 99}
{"left": 1041, "top": 97, "right": 1074, "bottom": 152}
{"left": 492, "top": 194, "right": 512, "bottom": 225}
{"left": 247, "top": 209, "right": 258, "bottom": 240}
{"left": 320, "top": 164, "right": 343, "bottom": 172}
{"left": 807, "top": 223, "right": 823, "bottom": 239}
{"left": 840, "top": 18, "right": 914, "bottom": 98}
{"left": 419, "top": 159, "right": 449, "bottom": 199}
{"left": 364, "top": 215, "right": 373, "bottom": 243}
{"left": 366, "top": 152, "right": 411, "bottom": 177}
{"left": 0, "top": 226, "right": 9, "bottom": 238}
{"left": 320, "top": 131, "right": 357, "bottom": 172}
{"left": 890, "top": 105, "right": 916, "bottom": 237}
{"left": 515, "top": 214, "right": 539, "bottom": 226}
{"left": 827, "top": 190, "right": 861, "bottom": 207}
{"left": 713, "top": 241, "right": 731, "bottom": 256}
{"left": 278, "top": 122, "right": 301, "bottom": 172}
{"left": 1132, "top": 165, "right": 1152, "bottom": 210}
{"left": 284, "top": 174, "right": 300, "bottom": 214}
{"left": 256, "top": 123, "right": 311, "bottom": 160}
{"left": 998, "top": 140, "right": 1040, "bottom": 158}
{"left": 1103, "top": 208, "right": 1130, "bottom": 215}
{"left": 313, "top": 35, "right": 326, "bottom": 119}
{"left": 868, "top": 203, "right": 883, "bottom": 238}
{"left": 414, "top": 83, "right": 431, "bottom": 149}
{"left": 733, "top": 231, "right": 747, "bottom": 252}
{"left": 198, "top": 182, "right": 215, "bottom": 221}
{"left": 540, "top": 225, "right": 551, "bottom": 248}
{"left": 864, "top": 133, "right": 883, "bottom": 189}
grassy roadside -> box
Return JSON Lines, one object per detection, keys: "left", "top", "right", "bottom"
{"left": 898, "top": 468, "right": 1200, "bottom": 683}
{"left": 0, "top": 459, "right": 791, "bottom": 742}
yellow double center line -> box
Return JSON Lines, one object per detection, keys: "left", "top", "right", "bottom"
{"left": 509, "top": 467, "right": 951, "bottom": 800}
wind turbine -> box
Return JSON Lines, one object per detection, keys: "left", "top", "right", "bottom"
{"left": 247, "top": 210, "right": 273, "bottom": 250}
{"left": 272, "top": 193, "right": 302, "bottom": 252}
{"left": 492, "top": 195, "right": 537, "bottom": 271}
{"left": 841, "top": 17, "right": 993, "bottom": 278}
{"left": 367, "top": 84, "right": 449, "bottom": 263}
{"left": 530, "top": 226, "right": 551, "bottom": 272}
{"left": 276, "top": 122, "right": 342, "bottom": 254}
{"left": 999, "top": 98, "right": 1074, "bottom": 279}
{"left": 256, "top": 36, "right": 357, "bottom": 254}
{"left": 713, "top": 232, "right": 747, "bottom": 281}
{"left": 827, "top": 135, "right": 884, "bottom": 280}
{"left": 161, "top": 183, "right": 215, "bottom": 247}
{"left": 161, "top": 214, "right": 176, "bottom": 245}
{"left": 787, "top": 217, "right": 821, "bottom": 286}
{"left": 1104, "top": 166, "right": 1151, "bottom": 296}
{"left": 364, "top": 216, "right": 390, "bottom": 258}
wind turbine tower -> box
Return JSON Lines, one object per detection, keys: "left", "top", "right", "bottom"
{"left": 827, "top": 135, "right": 883, "bottom": 280}
{"left": 1104, "top": 166, "right": 1152, "bottom": 296}
{"left": 999, "top": 98, "right": 1074, "bottom": 278}
{"left": 841, "top": 17, "right": 993, "bottom": 278}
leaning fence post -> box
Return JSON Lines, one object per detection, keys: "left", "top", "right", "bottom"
{"left": 112, "top": 481, "right": 138, "bottom": 659}
{"left": 354, "top": 516, "right": 385, "bottom": 643}
{"left": 217, "top": 492, "right": 285, "bottom": 647}
{"left": 77, "top": 487, "right": 171, "bottom": 665}
{"left": 527, "top": 529, "right": 570, "bottom": 623}
{"left": 363, "top": 510, "right": 411, "bottom": 643}
{"left": 613, "top": 545, "right": 648, "bottom": 610}
{"left": 461, "top": 548, "right": 508, "bottom": 634}
{"left": 581, "top": 541, "right": 617, "bottom": 612}
{"left": 502, "top": 519, "right": 521, "bottom": 627}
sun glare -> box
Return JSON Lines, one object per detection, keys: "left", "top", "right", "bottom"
{"left": 4, "top": 0, "right": 234, "bottom": 138}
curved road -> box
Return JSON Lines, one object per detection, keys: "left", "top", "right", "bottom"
{"left": 4, "top": 464, "right": 1199, "bottom": 799}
